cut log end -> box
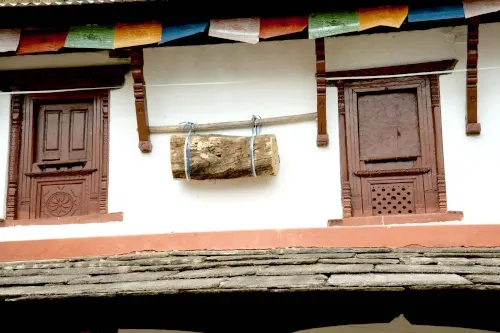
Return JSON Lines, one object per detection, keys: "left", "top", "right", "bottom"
{"left": 170, "top": 134, "right": 280, "bottom": 180}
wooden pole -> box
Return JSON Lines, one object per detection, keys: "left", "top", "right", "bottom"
{"left": 150, "top": 112, "right": 317, "bottom": 134}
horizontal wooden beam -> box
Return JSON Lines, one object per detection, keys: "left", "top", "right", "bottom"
{"left": 325, "top": 59, "right": 458, "bottom": 81}
{"left": 0, "top": 65, "right": 130, "bottom": 92}
{"left": 150, "top": 112, "right": 316, "bottom": 134}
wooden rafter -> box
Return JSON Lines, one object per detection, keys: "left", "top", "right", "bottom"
{"left": 131, "top": 47, "right": 153, "bottom": 153}
{"left": 466, "top": 17, "right": 481, "bottom": 135}
{"left": 315, "top": 38, "right": 328, "bottom": 147}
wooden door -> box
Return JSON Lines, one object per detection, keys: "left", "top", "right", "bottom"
{"left": 14, "top": 92, "right": 109, "bottom": 220}
{"left": 343, "top": 77, "right": 439, "bottom": 217}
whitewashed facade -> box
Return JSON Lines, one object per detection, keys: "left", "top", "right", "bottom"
{"left": 1, "top": 23, "right": 499, "bottom": 242}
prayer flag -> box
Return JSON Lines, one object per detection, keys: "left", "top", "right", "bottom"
{"left": 209, "top": 18, "right": 260, "bottom": 44}
{"left": 308, "top": 12, "right": 360, "bottom": 39}
{"left": 408, "top": 5, "right": 465, "bottom": 22}
{"left": 17, "top": 28, "right": 67, "bottom": 55}
{"left": 358, "top": 5, "right": 409, "bottom": 31}
{"left": 463, "top": 0, "right": 500, "bottom": 18}
{"left": 0, "top": 29, "right": 21, "bottom": 53}
{"left": 160, "top": 22, "right": 208, "bottom": 44}
{"left": 65, "top": 25, "right": 114, "bottom": 49}
{"left": 259, "top": 16, "right": 308, "bottom": 39}
{"left": 114, "top": 22, "right": 162, "bottom": 48}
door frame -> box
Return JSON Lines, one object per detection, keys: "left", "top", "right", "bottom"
{"left": 6, "top": 90, "right": 110, "bottom": 220}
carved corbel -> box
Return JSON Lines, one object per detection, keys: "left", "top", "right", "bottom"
{"left": 466, "top": 17, "right": 481, "bottom": 135}
{"left": 315, "top": 38, "right": 329, "bottom": 147}
{"left": 131, "top": 47, "right": 152, "bottom": 153}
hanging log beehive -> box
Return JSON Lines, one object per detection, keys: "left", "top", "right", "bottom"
{"left": 170, "top": 134, "right": 279, "bottom": 180}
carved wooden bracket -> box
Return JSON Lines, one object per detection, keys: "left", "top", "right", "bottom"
{"left": 466, "top": 17, "right": 481, "bottom": 135}
{"left": 315, "top": 38, "right": 329, "bottom": 147}
{"left": 131, "top": 47, "right": 152, "bottom": 153}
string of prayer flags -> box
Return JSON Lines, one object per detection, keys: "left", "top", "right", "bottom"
{"left": 159, "top": 22, "right": 208, "bottom": 44}
{"left": 408, "top": 5, "right": 465, "bottom": 23}
{"left": 114, "top": 22, "right": 162, "bottom": 48}
{"left": 208, "top": 18, "right": 260, "bottom": 44}
{"left": 308, "top": 11, "right": 360, "bottom": 39}
{"left": 259, "top": 16, "right": 308, "bottom": 39}
{"left": 16, "top": 28, "right": 67, "bottom": 55}
{"left": 358, "top": 5, "right": 409, "bottom": 31}
{"left": 65, "top": 25, "right": 114, "bottom": 49}
{"left": 0, "top": 29, "right": 21, "bottom": 53}
{"left": 463, "top": 0, "right": 500, "bottom": 18}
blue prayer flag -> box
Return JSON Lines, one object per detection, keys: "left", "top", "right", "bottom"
{"left": 159, "top": 22, "right": 208, "bottom": 44}
{"left": 408, "top": 5, "right": 465, "bottom": 22}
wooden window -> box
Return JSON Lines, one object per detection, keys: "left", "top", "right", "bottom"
{"left": 6, "top": 91, "right": 110, "bottom": 220}
{"left": 336, "top": 74, "right": 447, "bottom": 219}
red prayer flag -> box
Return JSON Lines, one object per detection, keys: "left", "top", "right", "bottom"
{"left": 17, "top": 28, "right": 67, "bottom": 55}
{"left": 259, "top": 16, "right": 308, "bottom": 39}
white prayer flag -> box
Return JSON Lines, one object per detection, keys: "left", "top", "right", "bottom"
{"left": 209, "top": 17, "right": 260, "bottom": 44}
{"left": 463, "top": 0, "right": 500, "bottom": 18}
{"left": 0, "top": 29, "right": 21, "bottom": 53}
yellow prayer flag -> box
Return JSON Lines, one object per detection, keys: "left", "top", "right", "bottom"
{"left": 114, "top": 22, "right": 162, "bottom": 49}
{"left": 358, "top": 5, "right": 409, "bottom": 31}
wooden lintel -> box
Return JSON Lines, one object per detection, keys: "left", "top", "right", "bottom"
{"left": 0, "top": 65, "right": 129, "bottom": 92}
{"left": 315, "top": 38, "right": 328, "bottom": 147}
{"left": 466, "top": 17, "right": 481, "bottom": 135}
{"left": 130, "top": 47, "right": 153, "bottom": 153}
{"left": 325, "top": 59, "right": 458, "bottom": 81}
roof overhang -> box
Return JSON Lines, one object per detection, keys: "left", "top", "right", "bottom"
{"left": 2, "top": 247, "right": 500, "bottom": 331}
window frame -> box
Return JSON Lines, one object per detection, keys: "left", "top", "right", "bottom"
{"left": 327, "top": 61, "right": 458, "bottom": 225}
{"left": 6, "top": 90, "right": 110, "bottom": 221}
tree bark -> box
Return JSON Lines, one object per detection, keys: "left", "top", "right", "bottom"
{"left": 170, "top": 134, "right": 279, "bottom": 180}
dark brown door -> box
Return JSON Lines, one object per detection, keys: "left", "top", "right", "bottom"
{"left": 344, "top": 77, "right": 439, "bottom": 217}
{"left": 15, "top": 92, "right": 109, "bottom": 220}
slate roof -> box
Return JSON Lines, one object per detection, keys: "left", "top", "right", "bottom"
{"left": 1, "top": 247, "right": 500, "bottom": 301}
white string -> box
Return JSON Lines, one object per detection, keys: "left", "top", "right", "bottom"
{"left": 3, "top": 65, "right": 500, "bottom": 95}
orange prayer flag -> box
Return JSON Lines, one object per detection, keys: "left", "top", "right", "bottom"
{"left": 358, "top": 5, "right": 409, "bottom": 31}
{"left": 16, "top": 28, "right": 67, "bottom": 55}
{"left": 259, "top": 16, "right": 308, "bottom": 39}
{"left": 114, "top": 22, "right": 162, "bottom": 49}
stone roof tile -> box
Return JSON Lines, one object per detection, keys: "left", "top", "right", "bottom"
{"left": 1, "top": 247, "right": 500, "bottom": 301}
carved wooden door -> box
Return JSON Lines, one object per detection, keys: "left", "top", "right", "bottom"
{"left": 14, "top": 92, "right": 109, "bottom": 220}
{"left": 343, "top": 77, "right": 439, "bottom": 217}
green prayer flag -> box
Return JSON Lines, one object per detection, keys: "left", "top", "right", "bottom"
{"left": 65, "top": 25, "right": 115, "bottom": 49}
{"left": 308, "top": 12, "right": 360, "bottom": 39}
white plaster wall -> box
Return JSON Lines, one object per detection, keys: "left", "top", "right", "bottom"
{"left": 0, "top": 24, "right": 500, "bottom": 241}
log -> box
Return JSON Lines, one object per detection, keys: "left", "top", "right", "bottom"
{"left": 170, "top": 134, "right": 279, "bottom": 180}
